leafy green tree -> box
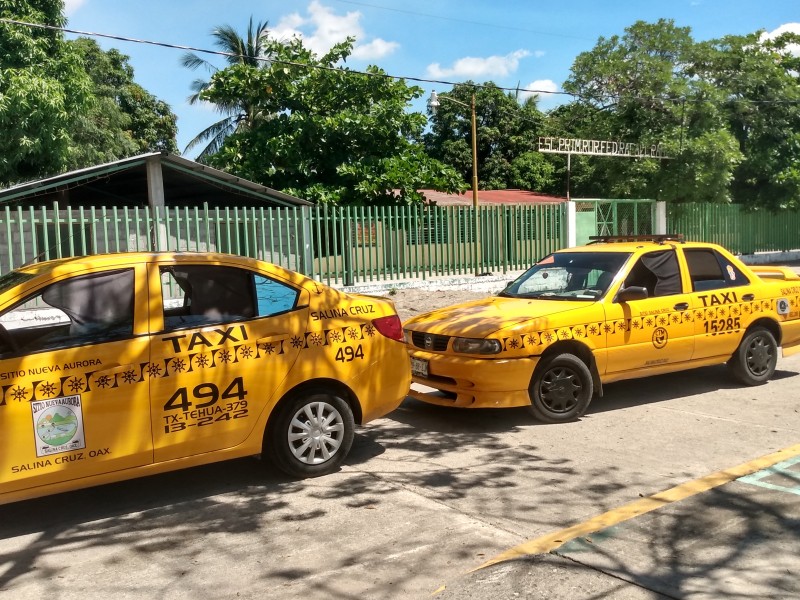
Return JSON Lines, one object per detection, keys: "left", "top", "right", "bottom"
{"left": 688, "top": 31, "right": 800, "bottom": 209}
{"left": 424, "top": 82, "right": 555, "bottom": 191}
{"left": 558, "top": 19, "right": 800, "bottom": 208}
{"left": 558, "top": 19, "right": 737, "bottom": 202}
{"left": 180, "top": 18, "right": 271, "bottom": 160}
{"left": 67, "top": 37, "right": 177, "bottom": 169}
{"left": 0, "top": 0, "right": 90, "bottom": 184}
{"left": 202, "top": 36, "right": 464, "bottom": 204}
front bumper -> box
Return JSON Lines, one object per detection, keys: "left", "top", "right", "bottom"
{"left": 407, "top": 349, "right": 539, "bottom": 408}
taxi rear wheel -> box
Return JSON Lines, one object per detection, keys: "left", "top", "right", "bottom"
{"left": 729, "top": 327, "right": 777, "bottom": 386}
{"left": 528, "top": 353, "right": 593, "bottom": 423}
{"left": 266, "top": 391, "right": 355, "bottom": 478}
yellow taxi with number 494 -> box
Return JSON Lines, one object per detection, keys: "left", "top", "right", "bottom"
{"left": 0, "top": 252, "right": 410, "bottom": 505}
{"left": 404, "top": 236, "right": 800, "bottom": 423}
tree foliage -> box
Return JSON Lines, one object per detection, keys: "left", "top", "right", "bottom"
{"left": 424, "top": 82, "right": 555, "bottom": 192}
{"left": 0, "top": 2, "right": 177, "bottom": 185}
{"left": 690, "top": 32, "right": 800, "bottom": 209}
{"left": 202, "top": 35, "right": 464, "bottom": 204}
{"left": 558, "top": 19, "right": 800, "bottom": 208}
{"left": 0, "top": 0, "right": 89, "bottom": 184}
{"left": 180, "top": 17, "right": 271, "bottom": 160}
{"left": 67, "top": 37, "right": 177, "bottom": 169}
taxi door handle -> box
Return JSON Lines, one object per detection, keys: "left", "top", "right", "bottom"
{"left": 673, "top": 302, "right": 689, "bottom": 311}
{"left": 743, "top": 293, "right": 755, "bottom": 302}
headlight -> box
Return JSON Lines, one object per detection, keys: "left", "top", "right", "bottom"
{"left": 452, "top": 337, "right": 502, "bottom": 354}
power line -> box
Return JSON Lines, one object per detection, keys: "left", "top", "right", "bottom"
{"left": 329, "top": 0, "right": 592, "bottom": 41}
{"left": 0, "top": 18, "right": 572, "bottom": 99}
{"left": 2, "top": 18, "right": 798, "bottom": 107}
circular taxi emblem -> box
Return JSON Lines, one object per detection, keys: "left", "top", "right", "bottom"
{"left": 424, "top": 334, "right": 434, "bottom": 350}
{"left": 36, "top": 406, "right": 79, "bottom": 447}
{"left": 652, "top": 327, "right": 669, "bottom": 349}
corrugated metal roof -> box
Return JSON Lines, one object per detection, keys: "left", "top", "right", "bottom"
{"left": 0, "top": 152, "right": 312, "bottom": 208}
{"left": 421, "top": 189, "right": 566, "bottom": 206}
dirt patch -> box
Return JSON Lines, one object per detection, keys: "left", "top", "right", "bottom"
{"left": 385, "top": 287, "right": 490, "bottom": 322}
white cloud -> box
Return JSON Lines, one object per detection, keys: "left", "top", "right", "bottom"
{"left": 352, "top": 38, "right": 399, "bottom": 60}
{"left": 64, "top": 0, "right": 86, "bottom": 16}
{"left": 517, "top": 79, "right": 559, "bottom": 103}
{"left": 273, "top": 1, "right": 398, "bottom": 61}
{"left": 761, "top": 23, "right": 800, "bottom": 56}
{"left": 533, "top": 50, "right": 546, "bottom": 59}
{"left": 426, "top": 49, "right": 531, "bottom": 79}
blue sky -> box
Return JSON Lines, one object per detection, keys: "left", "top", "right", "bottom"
{"left": 63, "top": 0, "right": 799, "bottom": 159}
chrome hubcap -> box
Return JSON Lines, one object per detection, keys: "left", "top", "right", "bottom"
{"left": 288, "top": 401, "right": 345, "bottom": 465}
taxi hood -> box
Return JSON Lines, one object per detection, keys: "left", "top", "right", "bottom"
{"left": 403, "top": 296, "right": 594, "bottom": 338}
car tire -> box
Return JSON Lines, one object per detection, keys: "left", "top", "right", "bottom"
{"left": 728, "top": 327, "right": 778, "bottom": 386}
{"left": 266, "top": 390, "right": 355, "bottom": 478}
{"left": 527, "top": 353, "right": 593, "bottom": 423}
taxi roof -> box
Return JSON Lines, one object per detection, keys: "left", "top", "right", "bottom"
{"left": 562, "top": 236, "right": 722, "bottom": 254}
{"left": 10, "top": 252, "right": 312, "bottom": 286}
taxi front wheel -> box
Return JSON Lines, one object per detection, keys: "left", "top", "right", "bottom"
{"left": 266, "top": 391, "right": 355, "bottom": 478}
{"left": 728, "top": 327, "right": 778, "bottom": 386}
{"left": 528, "top": 353, "right": 593, "bottom": 423}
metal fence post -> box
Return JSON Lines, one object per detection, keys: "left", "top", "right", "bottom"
{"left": 566, "top": 201, "right": 577, "bottom": 247}
{"left": 655, "top": 202, "right": 667, "bottom": 234}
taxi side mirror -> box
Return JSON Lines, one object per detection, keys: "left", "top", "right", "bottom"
{"left": 615, "top": 286, "right": 648, "bottom": 303}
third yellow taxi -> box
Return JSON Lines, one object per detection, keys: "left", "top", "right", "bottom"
{"left": 404, "top": 235, "right": 800, "bottom": 423}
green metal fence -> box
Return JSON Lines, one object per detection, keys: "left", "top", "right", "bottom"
{"left": 2, "top": 201, "right": 797, "bottom": 286}
{"left": 309, "top": 204, "right": 564, "bottom": 285}
{"left": 667, "top": 204, "right": 800, "bottom": 255}
{"left": 0, "top": 202, "right": 566, "bottom": 285}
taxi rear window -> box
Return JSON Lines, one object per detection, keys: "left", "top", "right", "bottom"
{"left": 685, "top": 249, "right": 748, "bottom": 291}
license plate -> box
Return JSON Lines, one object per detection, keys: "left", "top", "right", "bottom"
{"left": 410, "top": 357, "right": 429, "bottom": 378}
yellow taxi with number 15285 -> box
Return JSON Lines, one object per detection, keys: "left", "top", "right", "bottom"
{"left": 404, "top": 236, "right": 800, "bottom": 423}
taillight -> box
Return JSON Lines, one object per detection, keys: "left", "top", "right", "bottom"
{"left": 372, "top": 315, "right": 404, "bottom": 341}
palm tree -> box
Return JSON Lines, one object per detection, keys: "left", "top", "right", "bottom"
{"left": 181, "top": 17, "right": 271, "bottom": 160}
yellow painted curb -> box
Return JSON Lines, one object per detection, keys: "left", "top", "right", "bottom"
{"left": 475, "top": 442, "right": 800, "bottom": 571}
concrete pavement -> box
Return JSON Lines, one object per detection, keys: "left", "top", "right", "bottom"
{"left": 436, "top": 445, "right": 800, "bottom": 599}
{"left": 2, "top": 346, "right": 799, "bottom": 599}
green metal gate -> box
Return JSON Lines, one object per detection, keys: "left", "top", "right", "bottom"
{"left": 574, "top": 199, "right": 657, "bottom": 245}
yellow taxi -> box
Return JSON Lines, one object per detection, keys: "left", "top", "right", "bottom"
{"left": 0, "top": 252, "right": 410, "bottom": 504}
{"left": 404, "top": 236, "right": 800, "bottom": 423}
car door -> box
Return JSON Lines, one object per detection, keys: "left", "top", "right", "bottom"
{"left": 0, "top": 265, "right": 152, "bottom": 496}
{"left": 603, "top": 249, "right": 695, "bottom": 375}
{"left": 682, "top": 247, "right": 753, "bottom": 361}
{"left": 148, "top": 262, "right": 309, "bottom": 463}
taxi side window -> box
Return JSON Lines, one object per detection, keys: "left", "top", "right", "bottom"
{"left": 254, "top": 275, "right": 299, "bottom": 316}
{"left": 685, "top": 249, "right": 748, "bottom": 291}
{"left": 623, "top": 250, "right": 682, "bottom": 297}
{"left": 161, "top": 266, "right": 299, "bottom": 330}
{"left": 0, "top": 269, "right": 135, "bottom": 358}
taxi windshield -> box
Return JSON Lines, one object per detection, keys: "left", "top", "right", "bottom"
{"left": 500, "top": 251, "right": 630, "bottom": 300}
